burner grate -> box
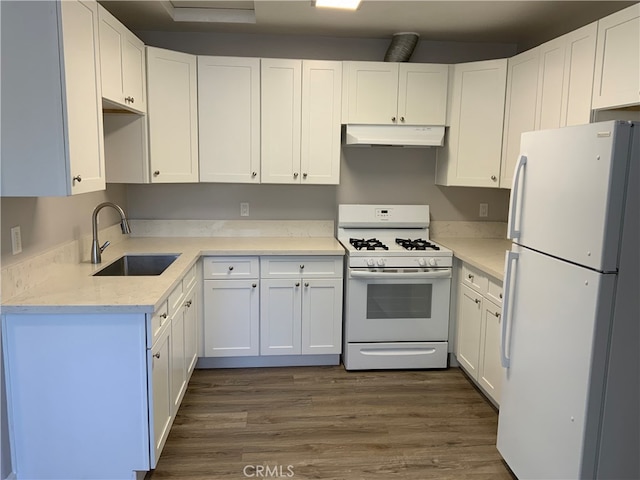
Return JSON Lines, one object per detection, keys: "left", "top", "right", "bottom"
{"left": 395, "top": 238, "right": 441, "bottom": 251}
{"left": 349, "top": 238, "right": 389, "bottom": 251}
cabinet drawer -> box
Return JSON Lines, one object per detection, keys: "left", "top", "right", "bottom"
{"left": 203, "top": 257, "right": 259, "bottom": 279}
{"left": 167, "top": 281, "right": 184, "bottom": 317}
{"left": 260, "top": 256, "right": 343, "bottom": 278}
{"left": 149, "top": 300, "right": 169, "bottom": 347}
{"left": 183, "top": 263, "right": 198, "bottom": 292}
{"left": 486, "top": 277, "right": 503, "bottom": 306}
{"left": 461, "top": 263, "right": 488, "bottom": 294}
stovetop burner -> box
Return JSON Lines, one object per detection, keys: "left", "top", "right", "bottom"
{"left": 349, "top": 238, "right": 389, "bottom": 251}
{"left": 395, "top": 238, "right": 441, "bottom": 251}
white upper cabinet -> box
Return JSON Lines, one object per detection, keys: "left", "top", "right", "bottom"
{"left": 146, "top": 47, "right": 199, "bottom": 183}
{"left": 262, "top": 59, "right": 342, "bottom": 185}
{"left": 343, "top": 61, "right": 448, "bottom": 125}
{"left": 1, "top": 0, "right": 105, "bottom": 196}
{"left": 592, "top": 4, "right": 640, "bottom": 109}
{"left": 98, "top": 4, "right": 146, "bottom": 113}
{"left": 436, "top": 59, "right": 507, "bottom": 187}
{"left": 198, "top": 57, "right": 261, "bottom": 183}
{"left": 300, "top": 60, "right": 342, "bottom": 185}
{"left": 536, "top": 22, "right": 597, "bottom": 130}
{"left": 500, "top": 49, "right": 540, "bottom": 189}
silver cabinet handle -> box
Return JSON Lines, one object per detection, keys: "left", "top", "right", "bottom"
{"left": 303, "top": 173, "right": 307, "bottom": 179}
{"left": 293, "top": 172, "right": 299, "bottom": 178}
{"left": 467, "top": 274, "right": 474, "bottom": 280}
{"left": 72, "top": 175, "right": 82, "bottom": 184}
{"left": 252, "top": 283, "right": 257, "bottom": 288}
{"left": 184, "top": 300, "right": 192, "bottom": 308}
{"left": 295, "top": 282, "right": 300, "bottom": 287}
{"left": 153, "top": 352, "right": 161, "bottom": 359}
{"left": 160, "top": 313, "right": 167, "bottom": 319}
{"left": 491, "top": 175, "right": 497, "bottom": 181}
{"left": 304, "top": 282, "right": 309, "bottom": 287}
{"left": 391, "top": 116, "right": 396, "bottom": 122}
{"left": 252, "top": 172, "right": 257, "bottom": 177}
{"left": 300, "top": 264, "right": 305, "bottom": 269}
{"left": 474, "top": 298, "right": 481, "bottom": 304}
{"left": 499, "top": 293, "right": 503, "bottom": 299}
{"left": 400, "top": 116, "right": 405, "bottom": 122}
{"left": 494, "top": 311, "right": 501, "bottom": 318}
{"left": 125, "top": 96, "right": 135, "bottom": 104}
{"left": 228, "top": 266, "right": 234, "bottom": 271}
{"left": 153, "top": 170, "right": 160, "bottom": 176}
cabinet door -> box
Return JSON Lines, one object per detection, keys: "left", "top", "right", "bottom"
{"left": 300, "top": 60, "right": 342, "bottom": 185}
{"left": 261, "top": 59, "right": 302, "bottom": 184}
{"left": 170, "top": 307, "right": 186, "bottom": 412}
{"left": 203, "top": 280, "right": 260, "bottom": 357}
{"left": 199, "top": 57, "right": 261, "bottom": 183}
{"left": 344, "top": 61, "right": 399, "bottom": 124}
{"left": 561, "top": 22, "right": 597, "bottom": 126}
{"left": 121, "top": 33, "right": 146, "bottom": 113}
{"left": 61, "top": 0, "right": 106, "bottom": 195}
{"left": 150, "top": 324, "right": 171, "bottom": 468}
{"left": 536, "top": 37, "right": 566, "bottom": 130}
{"left": 183, "top": 285, "right": 198, "bottom": 375}
{"left": 260, "top": 279, "right": 302, "bottom": 355}
{"left": 397, "top": 63, "right": 448, "bottom": 125}
{"left": 436, "top": 59, "right": 506, "bottom": 187}
{"left": 301, "top": 278, "right": 343, "bottom": 355}
{"left": 592, "top": 4, "right": 640, "bottom": 109}
{"left": 500, "top": 49, "right": 539, "bottom": 188}
{"left": 455, "top": 283, "right": 483, "bottom": 378}
{"left": 98, "top": 5, "right": 124, "bottom": 106}
{"left": 147, "top": 47, "right": 199, "bottom": 183}
{"left": 479, "top": 300, "right": 504, "bottom": 404}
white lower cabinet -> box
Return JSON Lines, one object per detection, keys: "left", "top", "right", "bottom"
{"left": 203, "top": 255, "right": 343, "bottom": 359}
{"left": 455, "top": 262, "right": 504, "bottom": 405}
{"left": 150, "top": 321, "right": 172, "bottom": 465}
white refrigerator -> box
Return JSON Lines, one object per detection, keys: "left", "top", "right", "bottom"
{"left": 497, "top": 121, "right": 639, "bottom": 479}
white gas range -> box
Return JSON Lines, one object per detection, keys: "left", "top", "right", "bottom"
{"left": 337, "top": 204, "right": 453, "bottom": 370}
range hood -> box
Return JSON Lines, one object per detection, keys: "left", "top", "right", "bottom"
{"left": 344, "top": 124, "right": 445, "bottom": 147}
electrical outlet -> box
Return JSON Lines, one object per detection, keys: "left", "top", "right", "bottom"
{"left": 479, "top": 203, "right": 489, "bottom": 218}
{"left": 240, "top": 202, "right": 249, "bottom": 217}
{"left": 11, "top": 225, "right": 22, "bottom": 254}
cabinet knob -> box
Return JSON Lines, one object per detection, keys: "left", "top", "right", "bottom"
{"left": 303, "top": 173, "right": 307, "bottom": 179}
{"left": 491, "top": 175, "right": 497, "bottom": 181}
{"left": 72, "top": 175, "right": 82, "bottom": 184}
{"left": 293, "top": 172, "right": 299, "bottom": 178}
{"left": 391, "top": 116, "right": 396, "bottom": 123}
{"left": 494, "top": 311, "right": 501, "bottom": 318}
{"left": 160, "top": 313, "right": 167, "bottom": 319}
{"left": 125, "top": 96, "right": 135, "bottom": 104}
{"left": 252, "top": 283, "right": 257, "bottom": 288}
{"left": 299, "top": 264, "right": 304, "bottom": 269}
{"left": 184, "top": 300, "right": 192, "bottom": 308}
{"left": 400, "top": 116, "right": 405, "bottom": 123}
{"left": 295, "top": 282, "right": 300, "bottom": 287}
{"left": 153, "top": 170, "right": 160, "bottom": 176}
{"left": 304, "top": 282, "right": 309, "bottom": 287}
{"left": 499, "top": 293, "right": 503, "bottom": 299}
{"left": 252, "top": 171, "right": 257, "bottom": 177}
{"left": 468, "top": 274, "right": 474, "bottom": 280}
{"left": 474, "top": 298, "right": 481, "bottom": 304}
{"left": 153, "top": 352, "right": 161, "bottom": 359}
{"left": 228, "top": 266, "right": 234, "bottom": 271}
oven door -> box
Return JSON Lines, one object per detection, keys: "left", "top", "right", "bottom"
{"left": 346, "top": 267, "right": 451, "bottom": 342}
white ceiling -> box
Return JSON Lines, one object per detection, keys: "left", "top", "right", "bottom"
{"left": 99, "top": 1, "right": 637, "bottom": 47}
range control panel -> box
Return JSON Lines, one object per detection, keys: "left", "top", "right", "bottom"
{"left": 338, "top": 204, "right": 430, "bottom": 228}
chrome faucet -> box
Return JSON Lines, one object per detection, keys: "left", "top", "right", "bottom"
{"left": 91, "top": 202, "right": 131, "bottom": 264}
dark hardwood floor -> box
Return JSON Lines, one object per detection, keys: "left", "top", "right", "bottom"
{"left": 147, "top": 366, "right": 517, "bottom": 480}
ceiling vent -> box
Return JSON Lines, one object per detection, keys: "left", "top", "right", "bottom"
{"left": 384, "top": 32, "right": 419, "bottom": 62}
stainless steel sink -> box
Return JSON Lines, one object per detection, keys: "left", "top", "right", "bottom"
{"left": 93, "top": 254, "right": 180, "bottom": 276}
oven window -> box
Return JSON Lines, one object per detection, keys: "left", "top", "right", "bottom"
{"left": 366, "top": 284, "right": 432, "bottom": 319}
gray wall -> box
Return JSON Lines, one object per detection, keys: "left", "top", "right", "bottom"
{"left": 128, "top": 148, "right": 509, "bottom": 222}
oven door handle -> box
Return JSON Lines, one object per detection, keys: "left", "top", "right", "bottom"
{"left": 350, "top": 270, "right": 452, "bottom": 279}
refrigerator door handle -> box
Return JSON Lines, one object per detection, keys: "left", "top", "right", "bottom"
{"left": 507, "top": 155, "right": 527, "bottom": 240}
{"left": 501, "top": 250, "right": 519, "bottom": 368}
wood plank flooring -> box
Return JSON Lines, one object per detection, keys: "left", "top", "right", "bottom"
{"left": 146, "top": 366, "right": 516, "bottom": 480}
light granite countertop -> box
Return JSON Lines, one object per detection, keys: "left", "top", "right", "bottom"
{"left": 433, "top": 237, "right": 512, "bottom": 280}
{"left": 1, "top": 236, "right": 345, "bottom": 315}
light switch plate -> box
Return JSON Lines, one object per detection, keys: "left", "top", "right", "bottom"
{"left": 11, "top": 225, "right": 22, "bottom": 254}
{"left": 479, "top": 203, "right": 489, "bottom": 218}
{"left": 240, "top": 203, "right": 249, "bottom": 217}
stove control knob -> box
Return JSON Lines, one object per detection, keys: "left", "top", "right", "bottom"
{"left": 367, "top": 258, "right": 375, "bottom": 267}
{"left": 377, "top": 258, "right": 386, "bottom": 267}
{"left": 429, "top": 258, "right": 438, "bottom": 267}
{"left": 418, "top": 258, "right": 427, "bottom": 267}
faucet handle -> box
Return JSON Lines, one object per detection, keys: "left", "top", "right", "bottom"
{"left": 100, "top": 240, "right": 111, "bottom": 253}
